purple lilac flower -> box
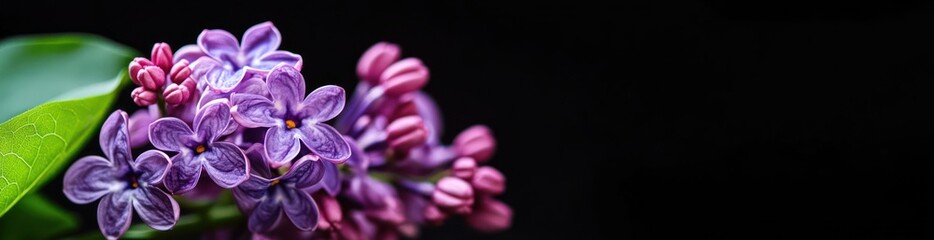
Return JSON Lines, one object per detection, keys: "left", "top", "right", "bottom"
{"left": 190, "top": 21, "right": 302, "bottom": 92}
{"left": 230, "top": 64, "right": 350, "bottom": 166}
{"left": 232, "top": 155, "right": 326, "bottom": 233}
{"left": 149, "top": 99, "right": 249, "bottom": 193}
{"left": 63, "top": 111, "right": 178, "bottom": 239}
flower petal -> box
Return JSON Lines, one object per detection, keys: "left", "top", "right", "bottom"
{"left": 128, "top": 106, "right": 157, "bottom": 148}
{"left": 264, "top": 127, "right": 301, "bottom": 166}
{"left": 248, "top": 197, "right": 283, "bottom": 233}
{"left": 173, "top": 44, "right": 207, "bottom": 63}
{"left": 241, "top": 21, "right": 281, "bottom": 61}
{"left": 132, "top": 187, "right": 179, "bottom": 230}
{"left": 97, "top": 191, "right": 132, "bottom": 240}
{"left": 194, "top": 99, "right": 232, "bottom": 142}
{"left": 343, "top": 137, "right": 369, "bottom": 171}
{"left": 134, "top": 150, "right": 170, "bottom": 185}
{"left": 282, "top": 187, "right": 319, "bottom": 231}
{"left": 99, "top": 110, "right": 127, "bottom": 158}
{"left": 300, "top": 85, "right": 345, "bottom": 123}
{"left": 244, "top": 143, "right": 272, "bottom": 178}
{"left": 99, "top": 110, "right": 132, "bottom": 171}
{"left": 237, "top": 76, "right": 270, "bottom": 96}
{"left": 198, "top": 29, "right": 240, "bottom": 63}
{"left": 252, "top": 51, "right": 303, "bottom": 70}
{"left": 265, "top": 64, "right": 305, "bottom": 109}
{"left": 193, "top": 57, "right": 248, "bottom": 92}
{"left": 321, "top": 160, "right": 341, "bottom": 196}
{"left": 297, "top": 124, "right": 351, "bottom": 161}
{"left": 202, "top": 142, "right": 249, "bottom": 188}
{"left": 237, "top": 174, "right": 272, "bottom": 201}
{"left": 149, "top": 117, "right": 195, "bottom": 152}
{"left": 280, "top": 156, "right": 325, "bottom": 189}
{"left": 230, "top": 93, "right": 279, "bottom": 128}
{"left": 164, "top": 153, "right": 203, "bottom": 194}
{"left": 63, "top": 156, "right": 117, "bottom": 204}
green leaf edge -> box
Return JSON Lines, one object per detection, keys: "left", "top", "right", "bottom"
{"left": 0, "top": 34, "right": 136, "bottom": 218}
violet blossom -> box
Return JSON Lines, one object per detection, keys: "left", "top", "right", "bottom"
{"left": 233, "top": 154, "right": 326, "bottom": 233}
{"left": 149, "top": 99, "right": 249, "bottom": 193}
{"left": 230, "top": 63, "right": 350, "bottom": 165}
{"left": 63, "top": 111, "right": 178, "bottom": 239}
{"left": 190, "top": 21, "right": 302, "bottom": 92}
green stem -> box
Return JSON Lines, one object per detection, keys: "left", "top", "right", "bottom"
{"left": 156, "top": 95, "right": 167, "bottom": 117}
{"left": 369, "top": 169, "right": 450, "bottom": 184}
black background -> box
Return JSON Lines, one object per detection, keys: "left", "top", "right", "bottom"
{"left": 5, "top": 0, "right": 934, "bottom": 239}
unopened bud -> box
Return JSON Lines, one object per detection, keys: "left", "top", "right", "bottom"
{"left": 169, "top": 59, "right": 191, "bottom": 84}
{"left": 380, "top": 58, "right": 428, "bottom": 97}
{"left": 151, "top": 42, "right": 174, "bottom": 73}
{"left": 386, "top": 116, "right": 428, "bottom": 153}
{"left": 357, "top": 42, "right": 401, "bottom": 85}
{"left": 454, "top": 125, "right": 496, "bottom": 162}
{"left": 432, "top": 177, "right": 474, "bottom": 215}
{"left": 131, "top": 87, "right": 157, "bottom": 106}
{"left": 451, "top": 157, "right": 477, "bottom": 179}
{"left": 472, "top": 166, "right": 505, "bottom": 195}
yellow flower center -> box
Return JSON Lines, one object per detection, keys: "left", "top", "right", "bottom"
{"left": 285, "top": 120, "right": 297, "bottom": 129}
{"left": 129, "top": 175, "right": 139, "bottom": 188}
{"left": 196, "top": 145, "right": 206, "bottom": 154}
{"left": 270, "top": 179, "right": 281, "bottom": 186}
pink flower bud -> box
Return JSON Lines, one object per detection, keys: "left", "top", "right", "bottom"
{"left": 466, "top": 198, "right": 512, "bottom": 232}
{"left": 423, "top": 203, "right": 446, "bottom": 225}
{"left": 169, "top": 59, "right": 192, "bottom": 84}
{"left": 386, "top": 116, "right": 428, "bottom": 153}
{"left": 379, "top": 58, "right": 429, "bottom": 97}
{"left": 472, "top": 166, "right": 505, "bottom": 195}
{"left": 151, "top": 42, "right": 174, "bottom": 73}
{"left": 162, "top": 82, "right": 190, "bottom": 106}
{"left": 315, "top": 193, "right": 343, "bottom": 232}
{"left": 454, "top": 125, "right": 497, "bottom": 162}
{"left": 389, "top": 100, "right": 418, "bottom": 121}
{"left": 128, "top": 57, "right": 155, "bottom": 86}
{"left": 357, "top": 42, "right": 401, "bottom": 85}
{"left": 181, "top": 77, "right": 197, "bottom": 91}
{"left": 432, "top": 177, "right": 474, "bottom": 215}
{"left": 451, "top": 157, "right": 478, "bottom": 179}
{"left": 136, "top": 65, "right": 166, "bottom": 91}
{"left": 131, "top": 87, "right": 157, "bottom": 106}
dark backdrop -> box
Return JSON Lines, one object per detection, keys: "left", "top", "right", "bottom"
{"left": 6, "top": 0, "right": 934, "bottom": 239}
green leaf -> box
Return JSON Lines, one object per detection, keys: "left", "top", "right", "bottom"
{"left": 0, "top": 34, "right": 135, "bottom": 218}
{"left": 0, "top": 193, "right": 78, "bottom": 239}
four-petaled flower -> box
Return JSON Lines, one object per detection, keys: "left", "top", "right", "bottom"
{"left": 64, "top": 111, "right": 179, "bottom": 240}
{"left": 231, "top": 63, "right": 351, "bottom": 166}
{"left": 233, "top": 155, "right": 326, "bottom": 233}
{"left": 192, "top": 21, "right": 302, "bottom": 92}
{"left": 149, "top": 99, "right": 249, "bottom": 193}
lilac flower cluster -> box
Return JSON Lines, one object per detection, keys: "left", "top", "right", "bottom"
{"left": 63, "top": 22, "right": 510, "bottom": 239}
